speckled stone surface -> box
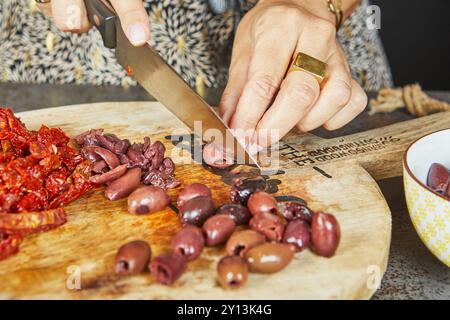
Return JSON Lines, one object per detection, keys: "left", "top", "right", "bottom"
{"left": 374, "top": 177, "right": 450, "bottom": 299}
{"left": 0, "top": 83, "right": 449, "bottom": 300}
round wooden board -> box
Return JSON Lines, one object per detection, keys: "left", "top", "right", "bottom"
{"left": 0, "top": 102, "right": 391, "bottom": 299}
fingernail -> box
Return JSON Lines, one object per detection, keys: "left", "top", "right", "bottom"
{"left": 128, "top": 23, "right": 147, "bottom": 46}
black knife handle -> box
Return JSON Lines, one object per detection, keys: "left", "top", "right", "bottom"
{"left": 85, "top": 0, "right": 117, "bottom": 48}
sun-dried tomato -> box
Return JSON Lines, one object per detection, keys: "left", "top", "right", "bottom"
{"left": 39, "top": 153, "right": 62, "bottom": 172}
{"left": 29, "top": 162, "right": 47, "bottom": 181}
{"left": 35, "top": 125, "right": 70, "bottom": 147}
{"left": 1, "top": 157, "right": 43, "bottom": 197}
{"left": 0, "top": 109, "right": 29, "bottom": 137}
{"left": 0, "top": 193, "right": 19, "bottom": 212}
{"left": 57, "top": 145, "right": 83, "bottom": 170}
{"left": 48, "top": 161, "right": 92, "bottom": 209}
{"left": 29, "top": 141, "right": 51, "bottom": 159}
{"left": 0, "top": 151, "right": 14, "bottom": 164}
{"left": 15, "top": 188, "right": 49, "bottom": 213}
{"left": 0, "top": 108, "right": 32, "bottom": 157}
{"left": 45, "top": 167, "right": 71, "bottom": 197}
{"left": 0, "top": 108, "right": 93, "bottom": 260}
{"left": 0, "top": 208, "right": 67, "bottom": 236}
{"left": 0, "top": 232, "right": 23, "bottom": 261}
{"left": 28, "top": 126, "right": 66, "bottom": 159}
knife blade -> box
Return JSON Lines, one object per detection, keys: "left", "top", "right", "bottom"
{"left": 85, "top": 0, "right": 258, "bottom": 168}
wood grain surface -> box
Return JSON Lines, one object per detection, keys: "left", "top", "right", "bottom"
{"left": 278, "top": 111, "right": 450, "bottom": 181}
{"left": 1, "top": 102, "right": 447, "bottom": 299}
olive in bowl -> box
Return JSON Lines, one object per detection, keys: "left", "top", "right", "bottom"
{"left": 403, "top": 128, "right": 450, "bottom": 266}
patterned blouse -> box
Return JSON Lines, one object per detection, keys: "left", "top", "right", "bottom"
{"left": 0, "top": 0, "right": 393, "bottom": 97}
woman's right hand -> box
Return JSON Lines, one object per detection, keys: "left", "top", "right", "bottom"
{"left": 36, "top": 0, "right": 151, "bottom": 46}
{"left": 219, "top": 0, "right": 367, "bottom": 148}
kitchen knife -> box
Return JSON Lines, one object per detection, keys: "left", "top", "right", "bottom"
{"left": 84, "top": 0, "right": 258, "bottom": 168}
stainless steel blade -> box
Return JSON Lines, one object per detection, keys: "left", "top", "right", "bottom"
{"left": 114, "top": 23, "right": 258, "bottom": 168}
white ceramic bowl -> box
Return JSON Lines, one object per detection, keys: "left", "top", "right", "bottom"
{"left": 403, "top": 129, "right": 450, "bottom": 266}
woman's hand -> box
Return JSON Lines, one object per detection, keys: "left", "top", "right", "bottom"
{"left": 219, "top": 0, "right": 367, "bottom": 147}
{"left": 36, "top": 0, "right": 150, "bottom": 46}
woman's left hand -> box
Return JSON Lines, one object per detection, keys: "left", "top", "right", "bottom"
{"left": 219, "top": 0, "right": 367, "bottom": 148}
{"left": 36, "top": 0, "right": 151, "bottom": 46}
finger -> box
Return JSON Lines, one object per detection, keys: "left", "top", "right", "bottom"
{"left": 249, "top": 20, "right": 337, "bottom": 147}
{"left": 51, "top": 0, "right": 91, "bottom": 32}
{"left": 36, "top": 1, "right": 53, "bottom": 17}
{"left": 323, "top": 80, "right": 367, "bottom": 130}
{"left": 252, "top": 71, "right": 319, "bottom": 147}
{"left": 296, "top": 19, "right": 337, "bottom": 63}
{"left": 229, "top": 24, "right": 299, "bottom": 133}
{"left": 110, "top": 0, "right": 150, "bottom": 46}
{"left": 296, "top": 46, "right": 352, "bottom": 132}
{"left": 219, "top": 48, "right": 251, "bottom": 126}
{"left": 219, "top": 26, "right": 252, "bottom": 125}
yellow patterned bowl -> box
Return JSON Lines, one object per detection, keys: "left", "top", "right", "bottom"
{"left": 403, "top": 129, "right": 450, "bottom": 266}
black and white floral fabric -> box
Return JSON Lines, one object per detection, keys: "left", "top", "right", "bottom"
{"left": 0, "top": 0, "right": 393, "bottom": 93}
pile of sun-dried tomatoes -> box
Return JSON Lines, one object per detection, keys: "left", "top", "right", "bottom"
{"left": 0, "top": 108, "right": 92, "bottom": 260}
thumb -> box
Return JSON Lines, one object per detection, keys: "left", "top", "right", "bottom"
{"left": 110, "top": 0, "right": 151, "bottom": 46}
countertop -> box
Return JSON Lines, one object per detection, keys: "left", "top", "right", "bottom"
{"left": 0, "top": 82, "right": 449, "bottom": 300}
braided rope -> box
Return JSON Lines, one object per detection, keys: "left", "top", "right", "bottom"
{"left": 369, "top": 83, "right": 450, "bottom": 117}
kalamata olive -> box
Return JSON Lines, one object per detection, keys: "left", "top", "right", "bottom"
{"left": 245, "top": 243, "right": 295, "bottom": 274}
{"left": 75, "top": 128, "right": 103, "bottom": 146}
{"left": 247, "top": 191, "right": 278, "bottom": 216}
{"left": 91, "top": 160, "right": 108, "bottom": 173}
{"left": 179, "top": 196, "right": 215, "bottom": 227}
{"left": 147, "top": 141, "right": 166, "bottom": 169}
{"left": 427, "top": 163, "right": 450, "bottom": 193}
{"left": 226, "top": 229, "right": 266, "bottom": 257}
{"left": 283, "top": 220, "right": 311, "bottom": 252}
{"left": 81, "top": 146, "right": 102, "bottom": 162}
{"left": 128, "top": 186, "right": 170, "bottom": 215}
{"left": 230, "top": 176, "right": 267, "bottom": 205}
{"left": 172, "top": 225, "right": 205, "bottom": 261}
{"left": 115, "top": 240, "right": 151, "bottom": 276}
{"left": 149, "top": 252, "right": 187, "bottom": 285}
{"left": 142, "top": 169, "right": 181, "bottom": 190}
{"left": 202, "top": 215, "right": 236, "bottom": 246}
{"left": 311, "top": 212, "right": 340, "bottom": 258}
{"left": 126, "top": 143, "right": 148, "bottom": 168}
{"left": 160, "top": 157, "right": 176, "bottom": 175}
{"left": 97, "top": 133, "right": 130, "bottom": 155}
{"left": 215, "top": 204, "right": 251, "bottom": 225}
{"left": 249, "top": 212, "right": 284, "bottom": 242}
{"left": 90, "top": 164, "right": 128, "bottom": 185}
{"left": 105, "top": 167, "right": 142, "bottom": 201}
{"left": 277, "top": 201, "right": 313, "bottom": 223}
{"left": 177, "top": 183, "right": 212, "bottom": 208}
{"left": 217, "top": 255, "right": 248, "bottom": 289}
{"left": 82, "top": 145, "right": 120, "bottom": 169}
{"left": 202, "top": 142, "right": 234, "bottom": 169}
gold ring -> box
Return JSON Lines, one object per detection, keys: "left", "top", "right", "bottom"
{"left": 288, "top": 52, "right": 328, "bottom": 84}
{"left": 35, "top": 0, "right": 51, "bottom": 3}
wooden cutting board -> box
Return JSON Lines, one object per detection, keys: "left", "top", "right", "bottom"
{"left": 0, "top": 102, "right": 449, "bottom": 300}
